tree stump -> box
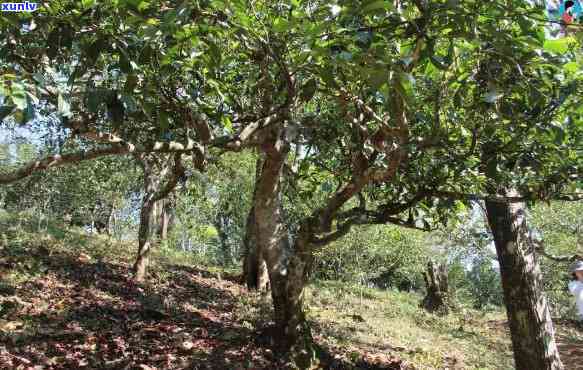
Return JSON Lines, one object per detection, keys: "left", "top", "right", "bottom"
{"left": 421, "top": 260, "right": 449, "bottom": 315}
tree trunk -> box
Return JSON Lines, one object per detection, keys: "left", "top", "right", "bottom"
{"left": 107, "top": 207, "right": 115, "bottom": 236}
{"left": 252, "top": 132, "right": 312, "bottom": 357}
{"left": 134, "top": 198, "right": 157, "bottom": 282}
{"left": 243, "top": 205, "right": 269, "bottom": 291}
{"left": 243, "top": 156, "right": 269, "bottom": 291}
{"left": 133, "top": 159, "right": 158, "bottom": 283}
{"left": 485, "top": 191, "right": 563, "bottom": 370}
{"left": 265, "top": 230, "right": 313, "bottom": 354}
{"left": 157, "top": 197, "right": 174, "bottom": 240}
{"left": 421, "top": 260, "right": 449, "bottom": 314}
{"left": 214, "top": 216, "right": 233, "bottom": 265}
{"left": 133, "top": 153, "right": 185, "bottom": 282}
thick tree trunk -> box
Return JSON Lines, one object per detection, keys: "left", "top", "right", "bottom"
{"left": 485, "top": 191, "right": 563, "bottom": 370}
{"left": 421, "top": 260, "right": 449, "bottom": 314}
{"left": 266, "top": 231, "right": 313, "bottom": 353}
{"left": 252, "top": 132, "right": 312, "bottom": 356}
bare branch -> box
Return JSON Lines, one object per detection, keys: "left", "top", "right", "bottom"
{"left": 0, "top": 138, "right": 202, "bottom": 186}
{"left": 431, "top": 190, "right": 583, "bottom": 203}
{"left": 0, "top": 146, "right": 128, "bottom": 185}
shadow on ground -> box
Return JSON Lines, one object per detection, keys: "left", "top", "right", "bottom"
{"left": 1, "top": 243, "right": 408, "bottom": 369}
{"left": 487, "top": 318, "right": 583, "bottom": 369}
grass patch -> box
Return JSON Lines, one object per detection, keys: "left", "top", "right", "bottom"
{"left": 305, "top": 280, "right": 515, "bottom": 369}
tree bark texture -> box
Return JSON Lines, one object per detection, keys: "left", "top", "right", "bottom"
{"left": 133, "top": 158, "right": 159, "bottom": 282}
{"left": 243, "top": 205, "right": 269, "bottom": 291}
{"left": 243, "top": 156, "right": 269, "bottom": 291}
{"left": 155, "top": 196, "right": 175, "bottom": 240}
{"left": 485, "top": 191, "right": 563, "bottom": 370}
{"left": 252, "top": 131, "right": 313, "bottom": 355}
{"left": 133, "top": 153, "right": 185, "bottom": 282}
{"left": 421, "top": 260, "right": 449, "bottom": 314}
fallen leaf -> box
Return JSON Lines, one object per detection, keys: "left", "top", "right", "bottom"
{"left": 138, "top": 365, "right": 157, "bottom": 370}
{"left": 0, "top": 320, "right": 23, "bottom": 331}
{"left": 77, "top": 253, "right": 91, "bottom": 263}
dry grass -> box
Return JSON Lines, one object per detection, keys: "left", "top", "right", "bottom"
{"left": 304, "top": 280, "right": 515, "bottom": 369}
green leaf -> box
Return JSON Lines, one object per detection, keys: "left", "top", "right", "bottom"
{"left": 543, "top": 37, "right": 575, "bottom": 54}
{"left": 11, "top": 92, "right": 27, "bottom": 110}
{"left": 395, "top": 72, "right": 415, "bottom": 105}
{"left": 563, "top": 61, "right": 579, "bottom": 74}
{"left": 137, "top": 1, "right": 151, "bottom": 12}
{"left": 81, "top": 0, "right": 95, "bottom": 8}
{"left": 221, "top": 115, "right": 233, "bottom": 133}
{"left": 362, "top": 0, "right": 391, "bottom": 14}
{"left": 273, "top": 18, "right": 289, "bottom": 33}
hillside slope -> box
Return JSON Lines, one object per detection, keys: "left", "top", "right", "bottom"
{"left": 1, "top": 214, "right": 582, "bottom": 369}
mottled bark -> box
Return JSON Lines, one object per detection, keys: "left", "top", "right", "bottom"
{"left": 266, "top": 230, "right": 313, "bottom": 352}
{"left": 0, "top": 134, "right": 205, "bottom": 185}
{"left": 243, "top": 205, "right": 269, "bottom": 291}
{"left": 247, "top": 68, "right": 410, "bottom": 357}
{"left": 133, "top": 158, "right": 159, "bottom": 282}
{"left": 252, "top": 130, "right": 313, "bottom": 353}
{"left": 485, "top": 191, "right": 563, "bottom": 370}
{"left": 155, "top": 197, "right": 175, "bottom": 240}
{"left": 243, "top": 156, "right": 269, "bottom": 291}
{"left": 133, "top": 153, "right": 185, "bottom": 282}
{"left": 421, "top": 260, "right": 449, "bottom": 314}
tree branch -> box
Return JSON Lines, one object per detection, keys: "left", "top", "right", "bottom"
{"left": 431, "top": 190, "right": 583, "bottom": 203}
{"left": 153, "top": 153, "right": 186, "bottom": 202}
{"left": 533, "top": 240, "right": 582, "bottom": 263}
{"left": 0, "top": 146, "right": 129, "bottom": 185}
{"left": 0, "top": 138, "right": 201, "bottom": 186}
